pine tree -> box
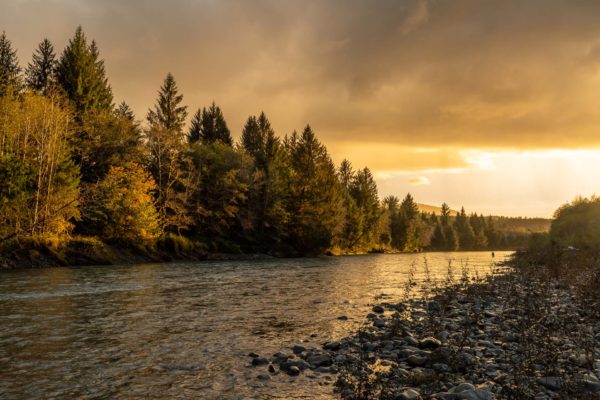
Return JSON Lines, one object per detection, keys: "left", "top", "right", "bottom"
{"left": 147, "top": 73, "right": 187, "bottom": 135}
{"left": 0, "top": 31, "right": 21, "bottom": 95}
{"left": 338, "top": 159, "right": 354, "bottom": 191}
{"left": 347, "top": 167, "right": 380, "bottom": 247}
{"left": 26, "top": 38, "right": 56, "bottom": 94}
{"left": 430, "top": 222, "right": 446, "bottom": 250}
{"left": 285, "top": 125, "right": 343, "bottom": 254}
{"left": 241, "top": 112, "right": 278, "bottom": 169}
{"left": 195, "top": 102, "right": 232, "bottom": 145}
{"left": 440, "top": 202, "right": 451, "bottom": 225}
{"left": 56, "top": 26, "right": 113, "bottom": 116}
{"left": 116, "top": 101, "right": 135, "bottom": 121}
{"left": 188, "top": 108, "right": 202, "bottom": 143}
{"left": 453, "top": 206, "right": 476, "bottom": 250}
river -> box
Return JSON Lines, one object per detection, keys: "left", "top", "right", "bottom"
{"left": 0, "top": 251, "right": 511, "bottom": 399}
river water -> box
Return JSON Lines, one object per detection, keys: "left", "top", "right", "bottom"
{"left": 0, "top": 251, "right": 511, "bottom": 399}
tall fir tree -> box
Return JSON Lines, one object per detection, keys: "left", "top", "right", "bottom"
{"left": 147, "top": 73, "right": 187, "bottom": 135}
{"left": 188, "top": 109, "right": 202, "bottom": 143}
{"left": 26, "top": 38, "right": 56, "bottom": 94}
{"left": 56, "top": 26, "right": 113, "bottom": 117}
{"left": 195, "top": 102, "right": 232, "bottom": 145}
{"left": 0, "top": 31, "right": 21, "bottom": 95}
{"left": 116, "top": 101, "right": 135, "bottom": 121}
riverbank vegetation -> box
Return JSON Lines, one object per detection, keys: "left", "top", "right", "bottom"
{"left": 0, "top": 28, "right": 546, "bottom": 267}
{"left": 320, "top": 196, "right": 600, "bottom": 399}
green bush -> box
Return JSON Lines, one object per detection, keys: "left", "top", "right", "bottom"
{"left": 550, "top": 196, "right": 600, "bottom": 250}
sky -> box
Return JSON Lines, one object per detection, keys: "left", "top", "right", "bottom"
{"left": 2, "top": 0, "right": 600, "bottom": 217}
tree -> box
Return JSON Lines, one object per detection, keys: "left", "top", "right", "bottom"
{"left": 188, "top": 141, "right": 253, "bottom": 246}
{"left": 26, "top": 38, "right": 56, "bottom": 94}
{"left": 145, "top": 73, "right": 191, "bottom": 234}
{"left": 338, "top": 159, "right": 354, "bottom": 191}
{"left": 83, "top": 163, "right": 160, "bottom": 240}
{"left": 440, "top": 202, "right": 451, "bottom": 225}
{"left": 188, "top": 108, "right": 202, "bottom": 143}
{"left": 240, "top": 112, "right": 288, "bottom": 248}
{"left": 147, "top": 73, "right": 187, "bottom": 134}
{"left": 192, "top": 102, "right": 232, "bottom": 145}
{"left": 346, "top": 167, "right": 380, "bottom": 248}
{"left": 0, "top": 92, "right": 79, "bottom": 238}
{"left": 116, "top": 101, "right": 135, "bottom": 121}
{"left": 56, "top": 26, "right": 113, "bottom": 117}
{"left": 0, "top": 31, "right": 21, "bottom": 95}
{"left": 429, "top": 223, "right": 446, "bottom": 250}
{"left": 454, "top": 206, "right": 475, "bottom": 250}
{"left": 284, "top": 126, "right": 343, "bottom": 254}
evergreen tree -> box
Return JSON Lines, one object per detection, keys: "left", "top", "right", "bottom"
{"left": 440, "top": 202, "right": 451, "bottom": 225}
{"left": 347, "top": 167, "right": 380, "bottom": 247}
{"left": 195, "top": 102, "right": 232, "bottom": 145}
{"left": 338, "top": 159, "right": 354, "bottom": 191}
{"left": 147, "top": 73, "right": 187, "bottom": 135}
{"left": 453, "top": 206, "right": 476, "bottom": 250}
{"left": 145, "top": 74, "right": 191, "bottom": 233}
{"left": 188, "top": 108, "right": 202, "bottom": 143}
{"left": 240, "top": 112, "right": 287, "bottom": 248}
{"left": 26, "top": 38, "right": 56, "bottom": 94}
{"left": 56, "top": 26, "right": 113, "bottom": 116}
{"left": 443, "top": 224, "right": 459, "bottom": 251}
{"left": 430, "top": 222, "right": 446, "bottom": 250}
{"left": 116, "top": 101, "right": 135, "bottom": 121}
{"left": 241, "top": 112, "right": 278, "bottom": 169}
{"left": 0, "top": 31, "right": 21, "bottom": 95}
{"left": 285, "top": 126, "right": 343, "bottom": 254}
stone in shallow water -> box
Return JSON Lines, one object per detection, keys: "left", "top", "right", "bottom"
{"left": 373, "top": 305, "right": 385, "bottom": 314}
{"left": 538, "top": 376, "right": 561, "bottom": 391}
{"left": 257, "top": 374, "right": 270, "bottom": 381}
{"left": 251, "top": 357, "right": 269, "bottom": 366}
{"left": 407, "top": 354, "right": 427, "bottom": 367}
{"left": 323, "top": 341, "right": 341, "bottom": 351}
{"left": 292, "top": 345, "right": 306, "bottom": 354}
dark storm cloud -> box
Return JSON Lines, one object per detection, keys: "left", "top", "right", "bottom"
{"left": 3, "top": 0, "right": 600, "bottom": 153}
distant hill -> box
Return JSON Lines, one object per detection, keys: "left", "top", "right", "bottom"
{"left": 417, "top": 203, "right": 551, "bottom": 233}
{"left": 417, "top": 203, "right": 456, "bottom": 215}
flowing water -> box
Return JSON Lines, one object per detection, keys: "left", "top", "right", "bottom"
{"left": 0, "top": 251, "right": 511, "bottom": 399}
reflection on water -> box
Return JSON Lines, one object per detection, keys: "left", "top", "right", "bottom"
{"left": 0, "top": 251, "right": 511, "bottom": 399}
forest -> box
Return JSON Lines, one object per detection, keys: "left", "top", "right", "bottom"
{"left": 0, "top": 28, "right": 540, "bottom": 260}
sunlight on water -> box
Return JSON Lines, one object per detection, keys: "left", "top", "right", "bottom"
{"left": 0, "top": 252, "right": 510, "bottom": 399}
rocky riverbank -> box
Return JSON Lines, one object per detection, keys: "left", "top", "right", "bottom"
{"left": 249, "top": 259, "right": 600, "bottom": 399}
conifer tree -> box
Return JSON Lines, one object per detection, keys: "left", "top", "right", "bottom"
{"left": 285, "top": 125, "right": 343, "bottom": 254}
{"left": 338, "top": 159, "right": 354, "bottom": 191}
{"left": 26, "top": 38, "right": 56, "bottom": 94}
{"left": 56, "top": 26, "right": 113, "bottom": 116}
{"left": 195, "top": 102, "right": 232, "bottom": 145}
{"left": 145, "top": 73, "right": 191, "bottom": 233}
{"left": 0, "top": 31, "right": 21, "bottom": 95}
{"left": 147, "top": 73, "right": 187, "bottom": 135}
{"left": 188, "top": 109, "right": 202, "bottom": 143}
{"left": 116, "top": 101, "right": 135, "bottom": 121}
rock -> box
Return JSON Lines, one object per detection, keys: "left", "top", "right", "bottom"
{"left": 307, "top": 354, "right": 333, "bottom": 367}
{"left": 373, "top": 318, "right": 386, "bottom": 328}
{"left": 582, "top": 373, "right": 600, "bottom": 393}
{"left": 456, "top": 389, "right": 494, "bottom": 400}
{"left": 286, "top": 365, "right": 300, "bottom": 376}
{"left": 292, "top": 345, "right": 306, "bottom": 354}
{"left": 251, "top": 357, "right": 269, "bottom": 366}
{"left": 280, "top": 359, "right": 311, "bottom": 372}
{"left": 323, "top": 341, "right": 341, "bottom": 351}
{"left": 538, "top": 376, "right": 561, "bottom": 391}
{"left": 450, "top": 383, "right": 476, "bottom": 393}
{"left": 257, "top": 374, "right": 271, "bottom": 381}
{"left": 407, "top": 354, "right": 428, "bottom": 367}
{"left": 271, "top": 352, "right": 290, "bottom": 364}
{"left": 337, "top": 315, "right": 348, "bottom": 320}
{"left": 315, "top": 366, "right": 335, "bottom": 373}
{"left": 268, "top": 364, "right": 275, "bottom": 373}
{"left": 373, "top": 305, "right": 385, "bottom": 314}
{"left": 396, "top": 388, "right": 421, "bottom": 400}
{"left": 419, "top": 337, "right": 442, "bottom": 350}
{"left": 404, "top": 336, "right": 420, "bottom": 347}
{"left": 248, "top": 352, "right": 259, "bottom": 358}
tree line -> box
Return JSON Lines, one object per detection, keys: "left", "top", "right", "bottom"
{"left": 0, "top": 28, "right": 527, "bottom": 256}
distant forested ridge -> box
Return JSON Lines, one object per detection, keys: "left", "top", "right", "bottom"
{"left": 0, "top": 28, "right": 544, "bottom": 263}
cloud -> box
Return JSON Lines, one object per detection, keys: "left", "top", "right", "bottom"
{"left": 409, "top": 176, "right": 431, "bottom": 186}
{"left": 3, "top": 0, "right": 600, "bottom": 165}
